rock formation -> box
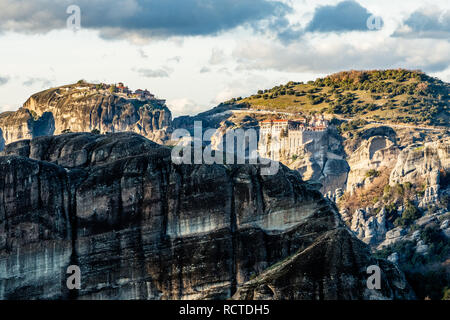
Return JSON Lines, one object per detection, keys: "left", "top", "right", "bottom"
{"left": 0, "top": 132, "right": 414, "bottom": 300}
{"left": 350, "top": 208, "right": 388, "bottom": 245}
{"left": 0, "top": 83, "right": 172, "bottom": 147}
{"left": 346, "top": 133, "right": 399, "bottom": 193}
{"left": 389, "top": 138, "right": 449, "bottom": 189}
{"left": 232, "top": 228, "right": 411, "bottom": 300}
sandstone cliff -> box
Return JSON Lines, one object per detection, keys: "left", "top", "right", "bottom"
{"left": 0, "top": 133, "right": 414, "bottom": 300}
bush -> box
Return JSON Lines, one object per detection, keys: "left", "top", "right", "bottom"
{"left": 395, "top": 202, "right": 421, "bottom": 226}
{"left": 443, "top": 287, "right": 450, "bottom": 300}
{"left": 366, "top": 169, "right": 380, "bottom": 178}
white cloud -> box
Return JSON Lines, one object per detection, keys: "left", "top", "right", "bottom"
{"left": 22, "top": 77, "right": 53, "bottom": 88}
{"left": 136, "top": 67, "right": 173, "bottom": 78}
{"left": 233, "top": 34, "right": 450, "bottom": 74}
{"left": 0, "top": 76, "right": 9, "bottom": 86}
{"left": 209, "top": 48, "right": 228, "bottom": 65}
{"left": 138, "top": 48, "right": 149, "bottom": 59}
{"left": 167, "top": 98, "right": 207, "bottom": 117}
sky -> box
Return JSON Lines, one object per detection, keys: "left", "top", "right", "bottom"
{"left": 0, "top": 0, "right": 449, "bottom": 117}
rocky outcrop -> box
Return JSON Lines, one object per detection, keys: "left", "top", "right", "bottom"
{"left": 0, "top": 109, "right": 55, "bottom": 148}
{"left": 173, "top": 106, "right": 349, "bottom": 196}
{"left": 232, "top": 228, "right": 413, "bottom": 300}
{"left": 286, "top": 128, "right": 349, "bottom": 195}
{"left": 350, "top": 208, "right": 388, "bottom": 245}
{"left": 0, "top": 133, "right": 414, "bottom": 300}
{"left": 0, "top": 83, "right": 172, "bottom": 148}
{"left": 346, "top": 134, "right": 399, "bottom": 193}
{"left": 389, "top": 138, "right": 449, "bottom": 187}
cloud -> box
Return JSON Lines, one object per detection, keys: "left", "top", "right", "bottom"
{"left": 305, "top": 1, "right": 381, "bottom": 33}
{"left": 167, "top": 56, "right": 181, "bottom": 63}
{"left": 211, "top": 75, "right": 270, "bottom": 104}
{"left": 138, "top": 48, "right": 148, "bottom": 59}
{"left": 0, "top": 76, "right": 9, "bottom": 86}
{"left": 393, "top": 7, "right": 450, "bottom": 39}
{"left": 0, "top": 0, "right": 291, "bottom": 41}
{"left": 136, "top": 67, "right": 172, "bottom": 78}
{"left": 276, "top": 25, "right": 304, "bottom": 44}
{"left": 22, "top": 77, "right": 52, "bottom": 88}
{"left": 167, "top": 98, "right": 207, "bottom": 117}
{"left": 209, "top": 48, "right": 227, "bottom": 65}
{"left": 275, "top": 1, "right": 383, "bottom": 44}
{"left": 200, "top": 66, "right": 211, "bottom": 73}
{"left": 233, "top": 36, "right": 450, "bottom": 74}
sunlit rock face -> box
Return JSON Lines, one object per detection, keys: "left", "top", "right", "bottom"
{"left": 346, "top": 135, "right": 399, "bottom": 193}
{"left": 0, "top": 83, "right": 172, "bottom": 149}
{"left": 0, "top": 133, "right": 414, "bottom": 300}
{"left": 389, "top": 138, "right": 450, "bottom": 187}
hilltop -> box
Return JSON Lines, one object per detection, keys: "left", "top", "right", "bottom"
{"left": 0, "top": 80, "right": 172, "bottom": 148}
{"left": 228, "top": 69, "right": 449, "bottom": 127}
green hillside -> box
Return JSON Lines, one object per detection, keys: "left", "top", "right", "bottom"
{"left": 228, "top": 69, "right": 449, "bottom": 126}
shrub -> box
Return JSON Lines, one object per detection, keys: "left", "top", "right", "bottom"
{"left": 443, "top": 287, "right": 450, "bottom": 300}
{"left": 366, "top": 169, "right": 380, "bottom": 178}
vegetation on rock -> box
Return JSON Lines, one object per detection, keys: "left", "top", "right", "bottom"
{"left": 231, "top": 69, "right": 448, "bottom": 126}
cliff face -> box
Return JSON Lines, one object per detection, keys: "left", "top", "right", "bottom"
{"left": 0, "top": 132, "right": 413, "bottom": 300}
{"left": 284, "top": 127, "right": 349, "bottom": 195}
{"left": 0, "top": 109, "right": 55, "bottom": 149}
{"left": 345, "top": 128, "right": 400, "bottom": 193}
{"left": 232, "top": 228, "right": 410, "bottom": 300}
{"left": 175, "top": 107, "right": 350, "bottom": 196}
{"left": 0, "top": 83, "right": 172, "bottom": 147}
{"left": 339, "top": 129, "right": 450, "bottom": 242}
{"left": 389, "top": 138, "right": 449, "bottom": 187}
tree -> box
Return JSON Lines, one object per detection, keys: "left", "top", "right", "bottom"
{"left": 395, "top": 202, "right": 421, "bottom": 226}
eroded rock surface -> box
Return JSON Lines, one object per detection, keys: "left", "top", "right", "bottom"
{"left": 0, "top": 133, "right": 414, "bottom": 300}
{"left": 232, "top": 229, "right": 413, "bottom": 300}
{"left": 0, "top": 83, "right": 172, "bottom": 147}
